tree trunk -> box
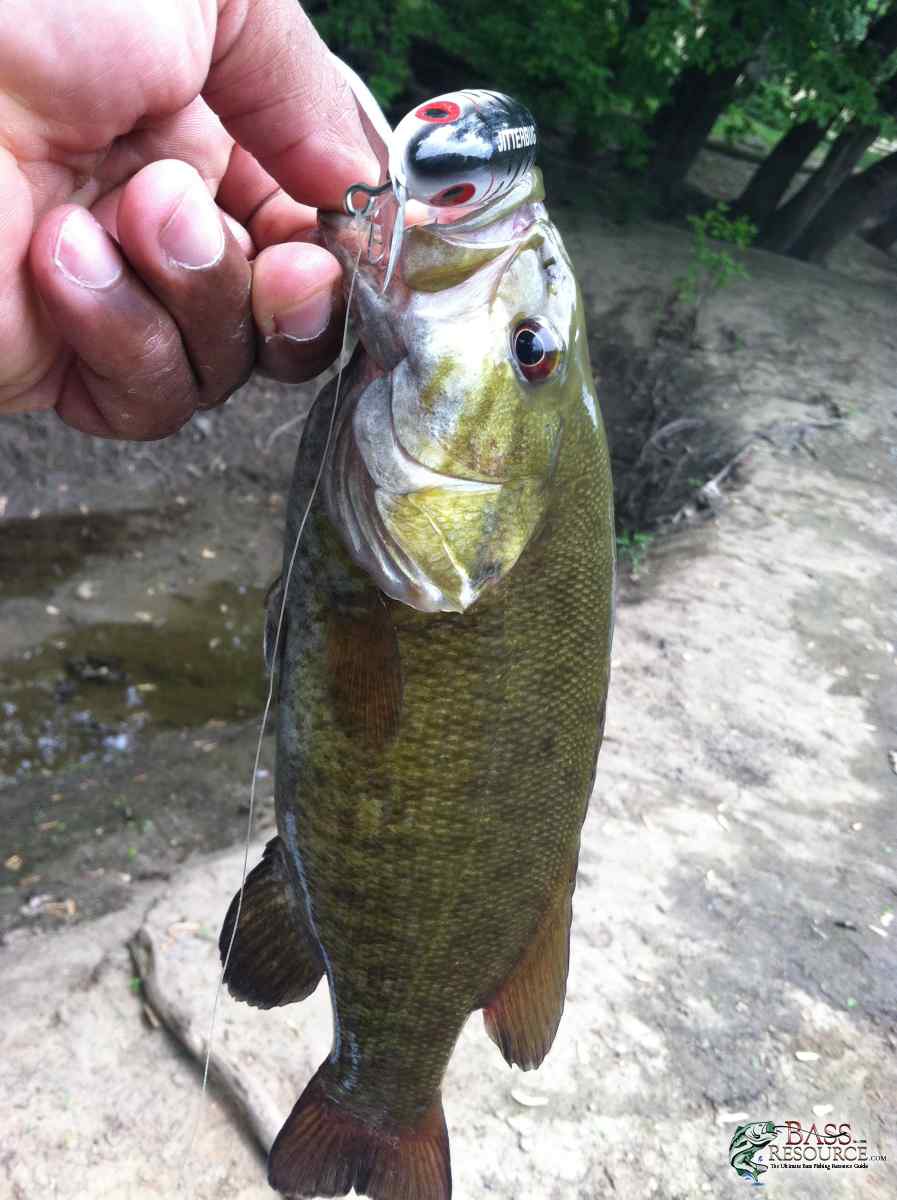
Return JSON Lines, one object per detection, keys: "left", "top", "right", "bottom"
{"left": 734, "top": 118, "right": 832, "bottom": 227}
{"left": 863, "top": 200, "right": 897, "bottom": 249}
{"left": 646, "top": 61, "right": 748, "bottom": 208}
{"left": 627, "top": 0, "right": 652, "bottom": 29}
{"left": 790, "top": 149, "right": 897, "bottom": 262}
{"left": 756, "top": 121, "right": 880, "bottom": 252}
{"left": 861, "top": 1, "right": 897, "bottom": 63}
{"left": 751, "top": 3, "right": 897, "bottom": 251}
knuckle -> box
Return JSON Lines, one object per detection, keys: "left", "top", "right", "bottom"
{"left": 119, "top": 322, "right": 196, "bottom": 415}
{"left": 140, "top": 319, "right": 183, "bottom": 369}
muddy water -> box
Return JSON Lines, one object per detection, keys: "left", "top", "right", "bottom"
{"left": 0, "top": 581, "right": 267, "bottom": 783}
{"left": 0, "top": 510, "right": 166, "bottom": 598}
{"left": 0, "top": 510, "right": 269, "bottom": 785}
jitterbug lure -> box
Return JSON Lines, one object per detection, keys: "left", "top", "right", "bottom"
{"left": 336, "top": 66, "right": 538, "bottom": 290}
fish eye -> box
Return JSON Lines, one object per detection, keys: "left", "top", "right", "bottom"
{"left": 511, "top": 319, "right": 562, "bottom": 383}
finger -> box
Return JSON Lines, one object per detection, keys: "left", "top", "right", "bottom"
{"left": 115, "top": 159, "right": 254, "bottom": 408}
{"left": 30, "top": 204, "right": 203, "bottom": 439}
{"left": 91, "top": 181, "right": 255, "bottom": 259}
{"left": 223, "top": 211, "right": 255, "bottom": 259}
{"left": 0, "top": 148, "right": 59, "bottom": 412}
{"left": 252, "top": 242, "right": 345, "bottom": 382}
{"left": 98, "top": 96, "right": 235, "bottom": 197}
{"left": 217, "top": 145, "right": 318, "bottom": 250}
{"left": 62, "top": 96, "right": 237, "bottom": 224}
{"left": 207, "top": 0, "right": 380, "bottom": 213}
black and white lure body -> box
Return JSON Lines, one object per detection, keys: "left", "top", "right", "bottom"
{"left": 390, "top": 90, "right": 537, "bottom": 210}
{"left": 333, "top": 61, "right": 538, "bottom": 290}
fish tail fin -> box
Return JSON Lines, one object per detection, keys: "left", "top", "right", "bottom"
{"left": 268, "top": 1063, "right": 451, "bottom": 1200}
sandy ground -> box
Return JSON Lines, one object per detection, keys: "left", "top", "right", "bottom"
{"left": 2, "top": 152, "right": 896, "bottom": 1198}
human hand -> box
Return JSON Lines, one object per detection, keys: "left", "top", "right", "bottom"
{"left": 1, "top": 0, "right": 379, "bottom": 438}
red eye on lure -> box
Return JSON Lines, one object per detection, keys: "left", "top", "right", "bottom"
{"left": 414, "top": 100, "right": 461, "bottom": 124}
{"left": 429, "top": 182, "right": 477, "bottom": 207}
{"left": 512, "top": 319, "right": 562, "bottom": 383}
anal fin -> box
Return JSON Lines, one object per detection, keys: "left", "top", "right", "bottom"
{"left": 483, "top": 867, "right": 576, "bottom": 1070}
{"left": 219, "top": 836, "right": 323, "bottom": 1010}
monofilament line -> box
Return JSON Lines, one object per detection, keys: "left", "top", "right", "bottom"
{"left": 180, "top": 237, "right": 365, "bottom": 1194}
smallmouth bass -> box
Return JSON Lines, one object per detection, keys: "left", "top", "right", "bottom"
{"left": 219, "top": 89, "right": 615, "bottom": 1200}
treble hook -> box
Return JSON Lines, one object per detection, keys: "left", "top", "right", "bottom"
{"left": 343, "top": 179, "right": 400, "bottom": 281}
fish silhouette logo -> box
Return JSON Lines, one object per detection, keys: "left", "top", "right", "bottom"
{"left": 729, "top": 1121, "right": 780, "bottom": 1185}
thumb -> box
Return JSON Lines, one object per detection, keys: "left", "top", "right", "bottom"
{"left": 205, "top": 0, "right": 380, "bottom": 213}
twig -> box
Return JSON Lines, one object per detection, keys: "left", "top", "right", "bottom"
{"left": 704, "top": 441, "right": 755, "bottom": 491}
{"left": 670, "top": 441, "right": 754, "bottom": 523}
{"left": 263, "top": 413, "right": 306, "bottom": 454}
{"left": 128, "top": 924, "right": 280, "bottom": 1154}
{"left": 670, "top": 412, "right": 844, "bottom": 524}
{"left": 649, "top": 417, "right": 706, "bottom": 448}
{"left": 131, "top": 449, "right": 172, "bottom": 480}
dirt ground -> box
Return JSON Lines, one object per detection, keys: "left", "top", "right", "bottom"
{"left": 2, "top": 148, "right": 896, "bottom": 1198}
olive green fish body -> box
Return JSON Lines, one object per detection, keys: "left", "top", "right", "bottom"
{"left": 219, "top": 143, "right": 614, "bottom": 1200}
{"left": 274, "top": 377, "right": 612, "bottom": 1129}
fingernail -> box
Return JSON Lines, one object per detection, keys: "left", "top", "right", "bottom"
{"left": 274, "top": 288, "right": 333, "bottom": 341}
{"left": 159, "top": 180, "right": 225, "bottom": 269}
{"left": 54, "top": 209, "right": 122, "bottom": 289}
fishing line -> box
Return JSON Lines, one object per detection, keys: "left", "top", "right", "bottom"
{"left": 180, "top": 235, "right": 365, "bottom": 1194}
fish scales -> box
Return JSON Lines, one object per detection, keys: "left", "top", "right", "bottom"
{"left": 218, "top": 89, "right": 614, "bottom": 1200}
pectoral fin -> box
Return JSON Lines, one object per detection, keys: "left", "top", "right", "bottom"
{"left": 482, "top": 865, "right": 576, "bottom": 1069}
{"left": 219, "top": 837, "right": 324, "bottom": 1009}
{"left": 327, "top": 592, "right": 404, "bottom": 748}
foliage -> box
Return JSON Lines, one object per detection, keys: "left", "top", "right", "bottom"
{"left": 312, "top": 0, "right": 649, "bottom": 150}
{"left": 308, "top": 0, "right": 419, "bottom": 104}
{"left": 615, "top": 530, "right": 654, "bottom": 574}
{"left": 712, "top": 1, "right": 897, "bottom": 148}
{"left": 310, "top": 0, "right": 897, "bottom": 254}
{"left": 310, "top": 0, "right": 896, "bottom": 153}
{"left": 676, "top": 203, "right": 757, "bottom": 309}
{"left": 420, "top": 1, "right": 626, "bottom": 146}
